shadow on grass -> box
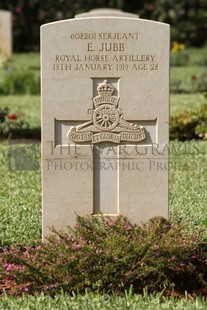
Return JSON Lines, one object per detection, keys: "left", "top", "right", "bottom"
{"left": 0, "top": 128, "right": 41, "bottom": 140}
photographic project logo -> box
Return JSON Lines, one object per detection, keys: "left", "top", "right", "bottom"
{"left": 8, "top": 143, "right": 40, "bottom": 171}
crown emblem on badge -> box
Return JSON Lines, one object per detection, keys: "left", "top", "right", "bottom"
{"left": 93, "top": 80, "right": 119, "bottom": 108}
{"left": 97, "top": 79, "right": 115, "bottom": 96}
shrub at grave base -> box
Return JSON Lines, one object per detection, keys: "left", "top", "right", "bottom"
{"left": 0, "top": 215, "right": 206, "bottom": 297}
{"left": 170, "top": 103, "right": 207, "bottom": 140}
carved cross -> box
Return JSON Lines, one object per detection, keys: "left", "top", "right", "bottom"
{"left": 55, "top": 78, "right": 155, "bottom": 215}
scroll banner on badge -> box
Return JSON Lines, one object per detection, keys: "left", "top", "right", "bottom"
{"left": 69, "top": 129, "right": 146, "bottom": 144}
{"left": 69, "top": 131, "right": 93, "bottom": 143}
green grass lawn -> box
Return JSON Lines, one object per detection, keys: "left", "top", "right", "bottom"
{"left": 181, "top": 47, "right": 207, "bottom": 66}
{"left": 0, "top": 142, "right": 41, "bottom": 246}
{"left": 0, "top": 290, "right": 206, "bottom": 309}
{"left": 170, "top": 141, "right": 207, "bottom": 236}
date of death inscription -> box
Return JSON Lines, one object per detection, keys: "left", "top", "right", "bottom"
{"left": 53, "top": 54, "right": 159, "bottom": 72}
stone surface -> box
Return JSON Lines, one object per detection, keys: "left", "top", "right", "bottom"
{"left": 41, "top": 10, "right": 169, "bottom": 238}
{"left": 0, "top": 10, "right": 12, "bottom": 58}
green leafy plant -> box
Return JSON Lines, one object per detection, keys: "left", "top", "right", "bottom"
{"left": 170, "top": 51, "right": 190, "bottom": 66}
{"left": 195, "top": 56, "right": 207, "bottom": 66}
{"left": 0, "top": 215, "right": 206, "bottom": 297}
{"left": 170, "top": 42, "right": 190, "bottom": 67}
{"left": 0, "top": 107, "right": 29, "bottom": 139}
{"left": 190, "top": 71, "right": 207, "bottom": 93}
{"left": 170, "top": 79, "right": 182, "bottom": 94}
{"left": 0, "top": 53, "right": 9, "bottom": 69}
{"left": 170, "top": 103, "right": 207, "bottom": 140}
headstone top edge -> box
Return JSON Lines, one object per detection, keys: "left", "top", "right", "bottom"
{"left": 0, "top": 9, "right": 10, "bottom": 12}
{"left": 41, "top": 17, "right": 170, "bottom": 29}
{"left": 75, "top": 16, "right": 139, "bottom": 20}
{"left": 75, "top": 8, "right": 139, "bottom": 18}
{"left": 0, "top": 9, "right": 11, "bottom": 14}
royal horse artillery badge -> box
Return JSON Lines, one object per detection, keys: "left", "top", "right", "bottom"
{"left": 67, "top": 79, "right": 146, "bottom": 144}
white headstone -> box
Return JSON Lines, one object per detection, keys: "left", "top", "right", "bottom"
{"left": 41, "top": 9, "right": 169, "bottom": 238}
{"left": 0, "top": 10, "right": 12, "bottom": 58}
